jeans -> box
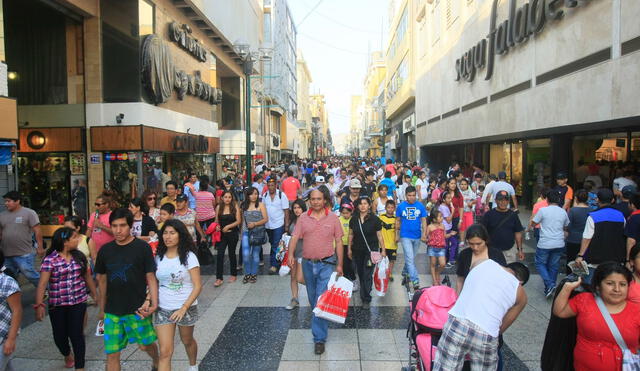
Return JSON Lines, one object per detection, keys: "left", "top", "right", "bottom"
{"left": 4, "top": 252, "right": 40, "bottom": 288}
{"left": 49, "top": 303, "right": 87, "bottom": 369}
{"left": 401, "top": 238, "right": 421, "bottom": 284}
{"left": 353, "top": 252, "right": 374, "bottom": 303}
{"left": 267, "top": 225, "right": 285, "bottom": 269}
{"left": 302, "top": 259, "right": 334, "bottom": 343}
{"left": 216, "top": 232, "right": 239, "bottom": 279}
{"left": 535, "top": 247, "right": 564, "bottom": 291}
{"left": 241, "top": 231, "right": 261, "bottom": 275}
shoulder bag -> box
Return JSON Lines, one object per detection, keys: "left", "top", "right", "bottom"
{"left": 595, "top": 294, "right": 640, "bottom": 371}
{"left": 358, "top": 217, "right": 382, "bottom": 264}
{"left": 245, "top": 211, "right": 268, "bottom": 246}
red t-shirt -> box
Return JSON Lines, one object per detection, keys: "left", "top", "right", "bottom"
{"left": 281, "top": 177, "right": 301, "bottom": 201}
{"left": 569, "top": 293, "right": 640, "bottom": 371}
{"left": 452, "top": 193, "right": 464, "bottom": 218}
{"left": 385, "top": 164, "right": 396, "bottom": 176}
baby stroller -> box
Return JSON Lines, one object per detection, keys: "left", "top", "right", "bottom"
{"left": 402, "top": 285, "right": 458, "bottom": 371}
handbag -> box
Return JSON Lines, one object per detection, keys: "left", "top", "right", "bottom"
{"left": 595, "top": 294, "right": 640, "bottom": 371}
{"left": 245, "top": 211, "right": 268, "bottom": 245}
{"left": 196, "top": 240, "right": 214, "bottom": 265}
{"left": 358, "top": 217, "right": 382, "bottom": 264}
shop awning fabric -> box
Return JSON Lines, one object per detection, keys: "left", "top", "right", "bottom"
{"left": 0, "top": 142, "right": 15, "bottom": 166}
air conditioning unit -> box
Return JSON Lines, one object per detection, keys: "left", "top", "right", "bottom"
{"left": 271, "top": 133, "right": 281, "bottom": 150}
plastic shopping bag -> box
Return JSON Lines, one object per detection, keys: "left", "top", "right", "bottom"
{"left": 373, "top": 257, "right": 390, "bottom": 297}
{"left": 279, "top": 250, "right": 291, "bottom": 276}
{"left": 276, "top": 234, "right": 291, "bottom": 262}
{"left": 313, "top": 272, "right": 353, "bottom": 324}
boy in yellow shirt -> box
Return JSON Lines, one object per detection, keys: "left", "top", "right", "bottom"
{"left": 379, "top": 199, "right": 398, "bottom": 280}
{"left": 338, "top": 204, "right": 357, "bottom": 287}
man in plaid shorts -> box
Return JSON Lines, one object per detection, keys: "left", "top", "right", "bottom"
{"left": 95, "top": 208, "right": 159, "bottom": 370}
{"left": 434, "top": 260, "right": 528, "bottom": 371}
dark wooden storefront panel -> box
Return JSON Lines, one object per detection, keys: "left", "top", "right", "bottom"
{"left": 19, "top": 127, "right": 84, "bottom": 152}
{"left": 91, "top": 126, "right": 142, "bottom": 151}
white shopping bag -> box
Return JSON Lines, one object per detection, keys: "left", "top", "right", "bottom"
{"left": 312, "top": 272, "right": 354, "bottom": 324}
{"left": 373, "top": 257, "right": 390, "bottom": 297}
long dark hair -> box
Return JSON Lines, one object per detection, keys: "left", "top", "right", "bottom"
{"left": 64, "top": 215, "right": 87, "bottom": 235}
{"left": 242, "top": 187, "right": 260, "bottom": 211}
{"left": 447, "top": 177, "right": 462, "bottom": 198}
{"left": 217, "top": 190, "right": 237, "bottom": 217}
{"left": 46, "top": 227, "right": 88, "bottom": 275}
{"left": 290, "top": 199, "right": 307, "bottom": 227}
{"left": 464, "top": 223, "right": 490, "bottom": 244}
{"left": 156, "top": 219, "right": 196, "bottom": 266}
{"left": 130, "top": 197, "right": 149, "bottom": 216}
{"left": 354, "top": 196, "right": 373, "bottom": 221}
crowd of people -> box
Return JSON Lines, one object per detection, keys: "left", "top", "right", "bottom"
{"left": 0, "top": 157, "right": 637, "bottom": 370}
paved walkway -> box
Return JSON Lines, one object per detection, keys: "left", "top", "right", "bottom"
{"left": 11, "top": 212, "right": 551, "bottom": 370}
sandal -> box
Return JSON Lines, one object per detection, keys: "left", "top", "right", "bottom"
{"left": 250, "top": 275, "right": 257, "bottom": 283}
{"left": 64, "top": 357, "right": 74, "bottom": 368}
{"left": 227, "top": 276, "right": 237, "bottom": 283}
{"left": 243, "top": 275, "right": 250, "bottom": 284}
{"left": 214, "top": 279, "right": 223, "bottom": 287}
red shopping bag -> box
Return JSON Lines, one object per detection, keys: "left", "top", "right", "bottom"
{"left": 313, "top": 272, "right": 353, "bottom": 324}
{"left": 373, "top": 257, "right": 390, "bottom": 297}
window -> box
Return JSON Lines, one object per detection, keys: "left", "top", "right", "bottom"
{"left": 386, "top": 57, "right": 408, "bottom": 102}
{"left": 430, "top": 1, "right": 441, "bottom": 46}
{"left": 139, "top": 0, "right": 154, "bottom": 36}
{"left": 388, "top": 6, "right": 408, "bottom": 60}
{"left": 446, "top": 0, "right": 459, "bottom": 29}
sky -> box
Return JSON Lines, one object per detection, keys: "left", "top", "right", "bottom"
{"left": 288, "top": 0, "right": 388, "bottom": 140}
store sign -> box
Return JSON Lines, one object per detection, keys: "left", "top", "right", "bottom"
{"left": 90, "top": 154, "right": 101, "bottom": 165}
{"left": 141, "top": 34, "right": 223, "bottom": 105}
{"left": 173, "top": 135, "right": 209, "bottom": 153}
{"left": 169, "top": 22, "right": 207, "bottom": 62}
{"left": 455, "top": 0, "right": 590, "bottom": 83}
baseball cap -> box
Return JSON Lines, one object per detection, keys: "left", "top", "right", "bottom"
{"left": 495, "top": 191, "right": 510, "bottom": 201}
{"left": 596, "top": 188, "right": 615, "bottom": 204}
{"left": 350, "top": 179, "right": 362, "bottom": 189}
{"left": 176, "top": 194, "right": 189, "bottom": 202}
{"left": 556, "top": 171, "right": 568, "bottom": 179}
{"left": 622, "top": 185, "right": 637, "bottom": 199}
{"left": 498, "top": 171, "right": 507, "bottom": 179}
{"left": 315, "top": 175, "right": 325, "bottom": 183}
{"left": 340, "top": 203, "right": 354, "bottom": 211}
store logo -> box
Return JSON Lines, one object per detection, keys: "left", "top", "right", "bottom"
{"left": 455, "top": 0, "right": 588, "bottom": 83}
{"left": 173, "top": 135, "right": 209, "bottom": 153}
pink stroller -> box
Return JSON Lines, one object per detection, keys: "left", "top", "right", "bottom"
{"left": 402, "top": 285, "right": 458, "bottom": 371}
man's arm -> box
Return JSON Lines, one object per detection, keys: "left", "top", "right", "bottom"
{"left": 32, "top": 225, "right": 44, "bottom": 256}
{"left": 515, "top": 232, "right": 524, "bottom": 260}
{"left": 421, "top": 217, "right": 428, "bottom": 241}
{"left": 562, "top": 198, "right": 571, "bottom": 211}
{"left": 628, "top": 237, "right": 637, "bottom": 261}
{"left": 97, "top": 273, "right": 107, "bottom": 319}
{"left": 511, "top": 195, "right": 519, "bottom": 210}
{"left": 500, "top": 285, "right": 527, "bottom": 334}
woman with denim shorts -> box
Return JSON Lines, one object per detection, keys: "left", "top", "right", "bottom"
{"left": 426, "top": 209, "right": 447, "bottom": 286}
{"left": 153, "top": 219, "right": 202, "bottom": 371}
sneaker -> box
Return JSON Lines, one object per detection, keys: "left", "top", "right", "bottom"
{"left": 441, "top": 276, "right": 451, "bottom": 287}
{"left": 259, "top": 261, "right": 265, "bottom": 267}
{"left": 546, "top": 286, "right": 556, "bottom": 299}
{"left": 314, "top": 342, "right": 325, "bottom": 355}
{"left": 269, "top": 267, "right": 278, "bottom": 275}
{"left": 242, "top": 275, "right": 250, "bottom": 284}
{"left": 250, "top": 274, "right": 257, "bottom": 283}
{"left": 188, "top": 365, "right": 198, "bottom": 371}
{"left": 445, "top": 262, "right": 454, "bottom": 268}
{"left": 286, "top": 298, "right": 299, "bottom": 310}
{"left": 352, "top": 280, "right": 360, "bottom": 292}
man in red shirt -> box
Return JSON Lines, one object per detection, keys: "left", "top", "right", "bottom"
{"left": 385, "top": 159, "right": 396, "bottom": 177}
{"left": 281, "top": 169, "right": 301, "bottom": 203}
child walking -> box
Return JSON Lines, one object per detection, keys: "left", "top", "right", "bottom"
{"left": 379, "top": 200, "right": 398, "bottom": 281}
{"left": 338, "top": 204, "right": 357, "bottom": 290}
{"left": 438, "top": 191, "right": 458, "bottom": 267}
{"left": 426, "top": 210, "right": 447, "bottom": 286}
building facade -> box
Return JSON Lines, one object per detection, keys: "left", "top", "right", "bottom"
{"left": 385, "top": 0, "right": 417, "bottom": 162}
{"left": 296, "top": 50, "right": 313, "bottom": 159}
{"left": 362, "top": 51, "right": 387, "bottom": 158}
{"left": 416, "top": 0, "right": 640, "bottom": 205}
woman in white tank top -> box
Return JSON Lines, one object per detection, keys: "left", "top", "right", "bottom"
{"left": 374, "top": 184, "right": 389, "bottom": 215}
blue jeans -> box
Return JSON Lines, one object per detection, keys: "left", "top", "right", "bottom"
{"left": 241, "top": 231, "right": 261, "bottom": 275}
{"left": 535, "top": 247, "right": 564, "bottom": 291}
{"left": 401, "top": 238, "right": 421, "bottom": 284}
{"left": 267, "top": 225, "right": 285, "bottom": 269}
{"left": 302, "top": 259, "right": 334, "bottom": 343}
{"left": 5, "top": 252, "right": 40, "bottom": 288}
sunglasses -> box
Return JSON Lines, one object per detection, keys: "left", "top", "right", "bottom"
{"left": 147, "top": 197, "right": 156, "bottom": 201}
{"left": 95, "top": 202, "right": 105, "bottom": 207}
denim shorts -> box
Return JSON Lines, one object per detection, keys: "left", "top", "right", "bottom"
{"left": 153, "top": 305, "right": 199, "bottom": 327}
{"left": 428, "top": 246, "right": 446, "bottom": 257}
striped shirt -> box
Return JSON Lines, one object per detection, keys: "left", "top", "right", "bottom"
{"left": 40, "top": 251, "right": 87, "bottom": 306}
{"left": 194, "top": 191, "right": 216, "bottom": 222}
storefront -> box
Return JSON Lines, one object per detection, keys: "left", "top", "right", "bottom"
{"left": 91, "top": 126, "right": 220, "bottom": 205}
{"left": 17, "top": 128, "right": 87, "bottom": 234}
{"left": 0, "top": 98, "right": 18, "bottom": 208}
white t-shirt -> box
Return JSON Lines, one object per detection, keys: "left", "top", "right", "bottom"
{"left": 156, "top": 252, "right": 200, "bottom": 310}
{"left": 613, "top": 177, "right": 637, "bottom": 192}
{"left": 532, "top": 205, "right": 569, "bottom": 249}
{"left": 415, "top": 178, "right": 429, "bottom": 200}
{"left": 486, "top": 181, "right": 516, "bottom": 208}
{"left": 131, "top": 219, "right": 142, "bottom": 237}
{"left": 263, "top": 191, "right": 289, "bottom": 229}
{"left": 449, "top": 259, "right": 519, "bottom": 337}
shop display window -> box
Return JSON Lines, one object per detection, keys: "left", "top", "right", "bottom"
{"left": 18, "top": 153, "right": 70, "bottom": 225}
{"left": 526, "top": 139, "right": 551, "bottom": 204}
{"left": 104, "top": 152, "right": 140, "bottom": 207}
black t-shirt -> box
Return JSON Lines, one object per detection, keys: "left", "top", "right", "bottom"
{"left": 361, "top": 182, "right": 376, "bottom": 198}
{"left": 349, "top": 214, "right": 382, "bottom": 253}
{"left": 456, "top": 247, "right": 507, "bottom": 278}
{"left": 340, "top": 195, "right": 359, "bottom": 209}
{"left": 481, "top": 209, "right": 524, "bottom": 251}
{"left": 141, "top": 215, "right": 157, "bottom": 236}
{"left": 95, "top": 238, "right": 156, "bottom": 316}
{"left": 613, "top": 202, "right": 631, "bottom": 219}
